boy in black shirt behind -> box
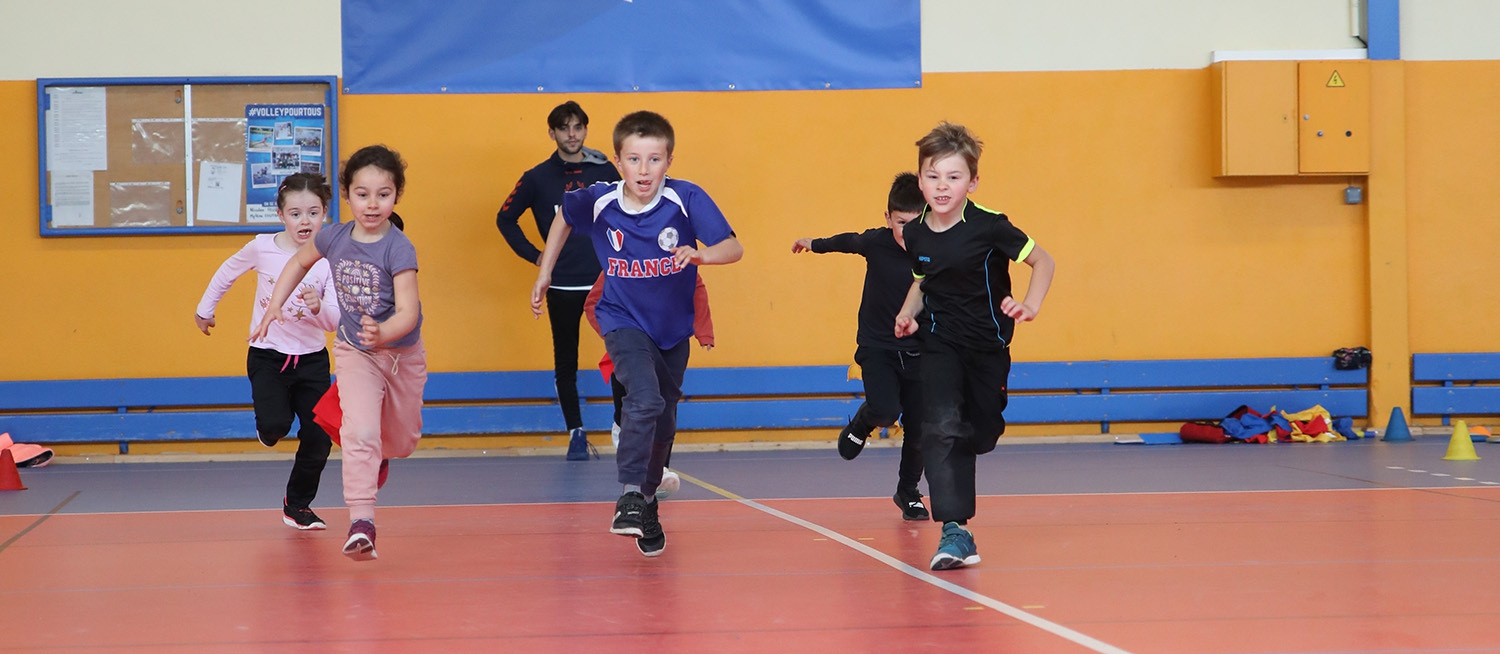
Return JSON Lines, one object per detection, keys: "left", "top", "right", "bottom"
{"left": 792, "top": 173, "right": 930, "bottom": 521}
{"left": 896, "top": 122, "right": 1056, "bottom": 571}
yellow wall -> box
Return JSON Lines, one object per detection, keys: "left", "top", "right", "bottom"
{"left": 1, "top": 65, "right": 1488, "bottom": 384}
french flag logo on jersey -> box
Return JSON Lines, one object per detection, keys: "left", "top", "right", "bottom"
{"left": 607, "top": 228, "right": 624, "bottom": 252}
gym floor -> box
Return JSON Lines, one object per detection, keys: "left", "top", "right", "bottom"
{"left": 2, "top": 437, "right": 1498, "bottom": 653}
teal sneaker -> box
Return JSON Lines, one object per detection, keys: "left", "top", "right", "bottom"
{"left": 929, "top": 522, "right": 980, "bottom": 570}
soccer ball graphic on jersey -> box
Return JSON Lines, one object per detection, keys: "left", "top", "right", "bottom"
{"left": 657, "top": 227, "right": 679, "bottom": 251}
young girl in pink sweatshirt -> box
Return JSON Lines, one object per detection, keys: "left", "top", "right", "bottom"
{"left": 252, "top": 145, "right": 425, "bottom": 562}
{"left": 195, "top": 172, "right": 339, "bottom": 531}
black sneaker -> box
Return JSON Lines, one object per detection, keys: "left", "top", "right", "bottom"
{"left": 610, "top": 491, "right": 647, "bottom": 537}
{"left": 837, "top": 421, "right": 870, "bottom": 460}
{"left": 636, "top": 499, "right": 666, "bottom": 557}
{"left": 256, "top": 431, "right": 281, "bottom": 448}
{"left": 282, "top": 499, "right": 327, "bottom": 530}
{"left": 893, "top": 489, "right": 930, "bottom": 521}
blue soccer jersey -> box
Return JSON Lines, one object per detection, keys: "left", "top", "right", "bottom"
{"left": 561, "top": 178, "right": 735, "bottom": 349}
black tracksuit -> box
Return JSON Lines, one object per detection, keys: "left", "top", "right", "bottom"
{"left": 811, "top": 227, "right": 924, "bottom": 494}
{"left": 497, "top": 150, "right": 620, "bottom": 430}
{"left": 904, "top": 200, "right": 1034, "bottom": 524}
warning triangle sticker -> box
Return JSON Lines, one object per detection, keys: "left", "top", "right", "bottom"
{"left": 1327, "top": 70, "right": 1345, "bottom": 88}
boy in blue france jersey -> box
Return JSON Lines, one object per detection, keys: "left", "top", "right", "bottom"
{"left": 792, "top": 172, "right": 930, "bottom": 521}
{"left": 531, "top": 110, "right": 743, "bottom": 557}
{"left": 895, "top": 122, "right": 1056, "bottom": 571}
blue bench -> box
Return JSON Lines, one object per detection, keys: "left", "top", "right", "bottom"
{"left": 1411, "top": 353, "right": 1500, "bottom": 423}
{"left": 0, "top": 357, "right": 1365, "bottom": 452}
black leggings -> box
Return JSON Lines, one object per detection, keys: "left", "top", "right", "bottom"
{"left": 246, "top": 347, "right": 332, "bottom": 509}
{"left": 546, "top": 288, "right": 589, "bottom": 430}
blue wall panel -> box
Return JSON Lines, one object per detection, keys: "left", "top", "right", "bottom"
{"left": 341, "top": 0, "right": 921, "bottom": 94}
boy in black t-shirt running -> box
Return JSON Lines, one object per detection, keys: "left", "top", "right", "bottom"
{"left": 792, "top": 172, "right": 930, "bottom": 521}
{"left": 896, "top": 122, "right": 1056, "bottom": 571}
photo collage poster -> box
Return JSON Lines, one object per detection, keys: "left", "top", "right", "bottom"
{"left": 244, "top": 104, "right": 326, "bottom": 223}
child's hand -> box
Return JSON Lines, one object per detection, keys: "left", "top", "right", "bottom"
{"left": 671, "top": 245, "right": 700, "bottom": 268}
{"left": 1000, "top": 296, "right": 1038, "bottom": 322}
{"left": 894, "top": 313, "right": 918, "bottom": 338}
{"left": 701, "top": 344, "right": 714, "bottom": 352}
{"left": 300, "top": 285, "right": 321, "bottom": 314}
{"left": 195, "top": 313, "right": 215, "bottom": 335}
{"left": 530, "top": 275, "right": 550, "bottom": 318}
{"left": 791, "top": 238, "right": 813, "bottom": 253}
{"left": 248, "top": 313, "right": 276, "bottom": 343}
{"left": 357, "top": 314, "right": 381, "bottom": 348}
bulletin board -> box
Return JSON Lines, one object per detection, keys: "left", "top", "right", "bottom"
{"left": 36, "top": 76, "right": 339, "bottom": 236}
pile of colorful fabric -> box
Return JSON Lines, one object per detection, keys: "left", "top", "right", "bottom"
{"left": 1182, "top": 405, "right": 1362, "bottom": 444}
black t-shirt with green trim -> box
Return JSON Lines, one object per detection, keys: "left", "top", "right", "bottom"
{"left": 905, "top": 200, "right": 1035, "bottom": 350}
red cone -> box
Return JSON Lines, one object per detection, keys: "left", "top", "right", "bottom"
{"left": 0, "top": 449, "right": 27, "bottom": 491}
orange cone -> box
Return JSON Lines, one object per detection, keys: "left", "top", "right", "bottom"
{"left": 0, "top": 449, "right": 27, "bottom": 491}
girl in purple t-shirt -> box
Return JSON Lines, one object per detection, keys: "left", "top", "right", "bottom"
{"left": 252, "top": 145, "right": 426, "bottom": 562}
{"left": 195, "top": 173, "right": 339, "bottom": 532}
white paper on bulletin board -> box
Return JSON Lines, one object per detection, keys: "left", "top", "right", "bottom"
{"left": 196, "top": 161, "right": 243, "bottom": 223}
{"left": 45, "top": 87, "right": 108, "bottom": 171}
{"left": 49, "top": 170, "right": 95, "bottom": 226}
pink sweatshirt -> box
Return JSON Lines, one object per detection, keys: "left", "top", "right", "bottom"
{"left": 196, "top": 233, "right": 340, "bottom": 355}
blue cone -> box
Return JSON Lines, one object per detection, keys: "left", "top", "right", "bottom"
{"left": 1382, "top": 406, "right": 1413, "bottom": 442}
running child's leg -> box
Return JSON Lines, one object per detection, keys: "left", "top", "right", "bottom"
{"left": 284, "top": 349, "right": 332, "bottom": 527}
{"left": 376, "top": 340, "right": 428, "bottom": 462}
{"left": 841, "top": 347, "right": 903, "bottom": 460}
{"left": 246, "top": 348, "right": 297, "bottom": 448}
{"left": 894, "top": 350, "right": 928, "bottom": 520}
{"left": 333, "top": 341, "right": 387, "bottom": 524}
{"left": 641, "top": 339, "right": 689, "bottom": 497}
{"left": 605, "top": 328, "right": 668, "bottom": 488}
{"left": 962, "top": 347, "right": 1011, "bottom": 455}
{"left": 918, "top": 338, "right": 977, "bottom": 524}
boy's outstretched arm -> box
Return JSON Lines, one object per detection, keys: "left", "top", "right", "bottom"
{"left": 531, "top": 217, "right": 572, "bottom": 317}
{"left": 894, "top": 279, "right": 924, "bottom": 338}
{"left": 673, "top": 236, "right": 742, "bottom": 267}
{"left": 1000, "top": 245, "right": 1055, "bottom": 322}
{"left": 792, "top": 232, "right": 860, "bottom": 255}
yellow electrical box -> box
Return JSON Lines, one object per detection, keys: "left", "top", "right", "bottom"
{"left": 1297, "top": 60, "right": 1370, "bottom": 174}
{"left": 1212, "top": 60, "right": 1298, "bottom": 176}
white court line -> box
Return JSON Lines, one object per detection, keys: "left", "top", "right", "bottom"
{"left": 676, "top": 471, "right": 1132, "bottom": 654}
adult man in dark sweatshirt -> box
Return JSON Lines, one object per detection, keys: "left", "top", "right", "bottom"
{"left": 497, "top": 101, "right": 622, "bottom": 459}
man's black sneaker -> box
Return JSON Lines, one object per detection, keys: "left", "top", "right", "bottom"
{"left": 282, "top": 500, "right": 327, "bottom": 530}
{"left": 893, "top": 489, "right": 930, "bottom": 521}
{"left": 610, "top": 491, "right": 647, "bottom": 537}
{"left": 837, "top": 421, "right": 869, "bottom": 460}
{"left": 256, "top": 431, "right": 281, "bottom": 448}
{"left": 636, "top": 499, "right": 666, "bottom": 557}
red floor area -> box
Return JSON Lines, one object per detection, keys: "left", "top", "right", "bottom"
{"left": 3, "top": 486, "right": 1499, "bottom": 652}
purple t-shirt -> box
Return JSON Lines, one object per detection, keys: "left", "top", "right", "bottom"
{"left": 561, "top": 178, "right": 734, "bottom": 349}
{"left": 314, "top": 220, "right": 422, "bottom": 350}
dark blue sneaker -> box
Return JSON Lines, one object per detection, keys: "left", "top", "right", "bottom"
{"left": 566, "top": 428, "right": 597, "bottom": 461}
{"left": 930, "top": 522, "right": 980, "bottom": 570}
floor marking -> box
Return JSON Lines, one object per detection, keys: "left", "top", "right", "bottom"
{"left": 0, "top": 491, "right": 80, "bottom": 554}
{"left": 675, "top": 470, "right": 1132, "bottom": 654}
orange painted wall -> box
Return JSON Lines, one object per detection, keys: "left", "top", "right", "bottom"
{"left": 11, "top": 64, "right": 1484, "bottom": 383}
{"left": 1406, "top": 60, "right": 1500, "bottom": 353}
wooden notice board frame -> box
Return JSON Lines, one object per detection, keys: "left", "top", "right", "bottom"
{"left": 37, "top": 76, "right": 339, "bottom": 237}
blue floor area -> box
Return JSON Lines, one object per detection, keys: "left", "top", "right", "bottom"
{"left": 4, "top": 437, "right": 1500, "bottom": 517}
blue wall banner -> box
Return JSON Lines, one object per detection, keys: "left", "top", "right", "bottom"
{"left": 341, "top": 0, "right": 920, "bottom": 95}
{"left": 244, "top": 104, "right": 326, "bottom": 222}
